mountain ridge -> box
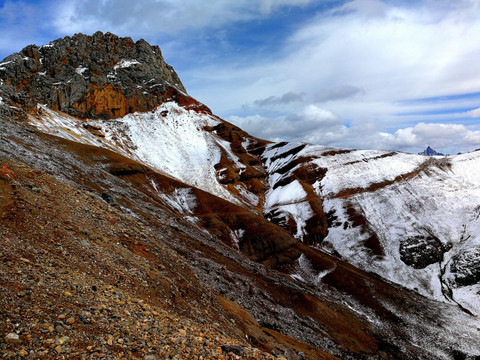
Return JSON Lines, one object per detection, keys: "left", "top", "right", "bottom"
{"left": 1, "top": 33, "right": 480, "bottom": 359}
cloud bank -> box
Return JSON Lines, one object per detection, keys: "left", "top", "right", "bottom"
{"left": 229, "top": 106, "right": 480, "bottom": 154}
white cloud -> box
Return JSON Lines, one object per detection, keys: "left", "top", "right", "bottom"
{"left": 253, "top": 92, "right": 305, "bottom": 108}
{"left": 231, "top": 105, "right": 480, "bottom": 153}
{"left": 182, "top": 0, "right": 480, "bottom": 124}
{"left": 315, "top": 85, "right": 366, "bottom": 102}
{"left": 54, "top": 0, "right": 315, "bottom": 35}
{"left": 337, "top": 0, "right": 388, "bottom": 18}
{"left": 379, "top": 123, "right": 480, "bottom": 152}
{"left": 463, "top": 131, "right": 480, "bottom": 145}
{"left": 228, "top": 104, "right": 343, "bottom": 142}
{"left": 463, "top": 107, "right": 480, "bottom": 118}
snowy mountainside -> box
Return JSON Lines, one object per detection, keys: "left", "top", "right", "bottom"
{"left": 29, "top": 102, "right": 263, "bottom": 209}
{"left": 263, "top": 142, "right": 480, "bottom": 315}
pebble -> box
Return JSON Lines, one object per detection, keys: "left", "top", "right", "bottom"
{"left": 58, "top": 336, "right": 70, "bottom": 345}
{"left": 5, "top": 333, "right": 21, "bottom": 344}
{"left": 55, "top": 325, "right": 65, "bottom": 333}
{"left": 221, "top": 345, "right": 244, "bottom": 355}
{"left": 19, "top": 349, "right": 28, "bottom": 356}
{"left": 0, "top": 166, "right": 281, "bottom": 360}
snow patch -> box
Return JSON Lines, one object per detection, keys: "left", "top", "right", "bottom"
{"left": 0, "top": 60, "right": 12, "bottom": 68}
{"left": 451, "top": 285, "right": 480, "bottom": 315}
{"left": 271, "top": 202, "right": 314, "bottom": 240}
{"left": 29, "top": 105, "right": 108, "bottom": 148}
{"left": 114, "top": 59, "right": 140, "bottom": 70}
{"left": 264, "top": 179, "right": 313, "bottom": 239}
{"left": 264, "top": 180, "right": 307, "bottom": 209}
{"left": 230, "top": 229, "right": 245, "bottom": 250}
{"left": 262, "top": 141, "right": 480, "bottom": 312}
{"left": 31, "top": 102, "right": 244, "bottom": 205}
{"left": 158, "top": 186, "right": 197, "bottom": 214}
{"left": 291, "top": 254, "right": 335, "bottom": 286}
{"left": 235, "top": 185, "right": 259, "bottom": 207}
{"left": 100, "top": 103, "right": 239, "bottom": 203}
{"left": 75, "top": 66, "right": 88, "bottom": 76}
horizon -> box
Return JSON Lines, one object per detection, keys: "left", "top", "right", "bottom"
{"left": 1, "top": 0, "right": 480, "bottom": 155}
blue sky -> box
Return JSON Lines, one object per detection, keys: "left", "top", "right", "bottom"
{"left": 1, "top": 0, "right": 480, "bottom": 154}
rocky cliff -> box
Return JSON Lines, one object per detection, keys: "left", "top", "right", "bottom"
{"left": 0, "top": 31, "right": 186, "bottom": 120}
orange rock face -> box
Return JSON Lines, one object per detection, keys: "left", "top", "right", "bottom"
{"left": 74, "top": 83, "right": 129, "bottom": 118}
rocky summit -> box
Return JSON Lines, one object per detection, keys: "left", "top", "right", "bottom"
{"left": 0, "top": 31, "right": 186, "bottom": 120}
{"left": 1, "top": 33, "right": 480, "bottom": 360}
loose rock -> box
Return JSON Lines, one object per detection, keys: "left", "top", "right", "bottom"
{"left": 5, "top": 333, "right": 21, "bottom": 345}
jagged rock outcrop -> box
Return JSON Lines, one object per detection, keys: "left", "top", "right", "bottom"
{"left": 448, "top": 246, "right": 480, "bottom": 287}
{"left": 399, "top": 235, "right": 450, "bottom": 269}
{"left": 0, "top": 31, "right": 186, "bottom": 120}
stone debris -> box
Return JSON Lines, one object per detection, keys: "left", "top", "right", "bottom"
{"left": 0, "top": 163, "right": 281, "bottom": 359}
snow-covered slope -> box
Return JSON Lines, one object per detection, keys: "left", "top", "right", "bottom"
{"left": 29, "top": 102, "right": 260, "bottom": 208}
{"left": 263, "top": 142, "right": 480, "bottom": 315}
{"left": 30, "top": 103, "right": 480, "bottom": 316}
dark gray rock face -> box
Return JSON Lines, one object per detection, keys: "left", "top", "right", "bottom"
{"left": 0, "top": 31, "right": 186, "bottom": 120}
{"left": 399, "top": 235, "right": 449, "bottom": 269}
{"left": 449, "top": 246, "right": 480, "bottom": 287}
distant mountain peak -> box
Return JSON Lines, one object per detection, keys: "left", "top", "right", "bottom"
{"left": 419, "top": 146, "right": 444, "bottom": 156}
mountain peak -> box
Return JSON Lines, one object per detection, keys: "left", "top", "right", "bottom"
{"left": 0, "top": 32, "right": 188, "bottom": 120}
{"left": 418, "top": 146, "right": 444, "bottom": 156}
